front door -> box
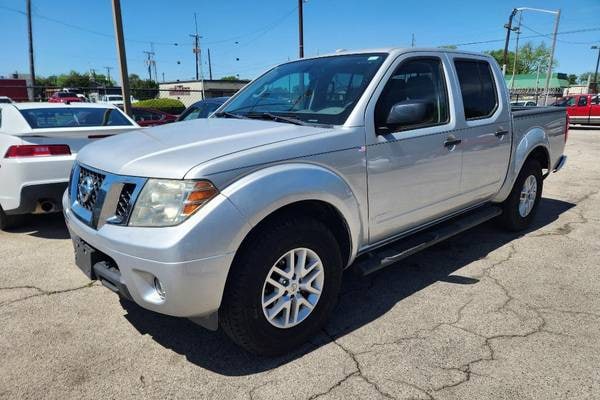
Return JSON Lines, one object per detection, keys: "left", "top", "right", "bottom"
{"left": 365, "top": 54, "right": 463, "bottom": 243}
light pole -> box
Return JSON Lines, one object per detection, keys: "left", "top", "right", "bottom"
{"left": 298, "top": 0, "right": 304, "bottom": 58}
{"left": 516, "top": 7, "right": 560, "bottom": 105}
{"left": 502, "top": 8, "right": 519, "bottom": 74}
{"left": 592, "top": 45, "right": 600, "bottom": 93}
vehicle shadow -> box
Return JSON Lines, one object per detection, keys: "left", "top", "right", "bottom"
{"left": 4, "top": 213, "right": 70, "bottom": 240}
{"left": 119, "top": 197, "right": 574, "bottom": 376}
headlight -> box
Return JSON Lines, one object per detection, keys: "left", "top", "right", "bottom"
{"left": 129, "top": 179, "right": 218, "bottom": 227}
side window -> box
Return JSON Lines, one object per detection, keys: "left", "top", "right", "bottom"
{"left": 454, "top": 60, "right": 498, "bottom": 120}
{"left": 578, "top": 96, "right": 588, "bottom": 107}
{"left": 592, "top": 96, "right": 600, "bottom": 105}
{"left": 374, "top": 57, "right": 449, "bottom": 133}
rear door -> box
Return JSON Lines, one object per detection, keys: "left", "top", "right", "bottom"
{"left": 448, "top": 56, "right": 511, "bottom": 203}
{"left": 365, "top": 53, "right": 463, "bottom": 243}
{"left": 568, "top": 95, "right": 589, "bottom": 124}
{"left": 589, "top": 95, "right": 600, "bottom": 125}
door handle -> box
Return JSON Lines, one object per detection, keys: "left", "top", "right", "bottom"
{"left": 444, "top": 138, "right": 462, "bottom": 147}
{"left": 495, "top": 129, "right": 509, "bottom": 137}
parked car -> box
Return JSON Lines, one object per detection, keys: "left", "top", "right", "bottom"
{"left": 176, "top": 97, "right": 228, "bottom": 121}
{"left": 48, "top": 91, "right": 82, "bottom": 103}
{"left": 64, "top": 48, "right": 567, "bottom": 355}
{"left": 131, "top": 107, "right": 177, "bottom": 127}
{"left": 511, "top": 100, "right": 537, "bottom": 107}
{"left": 556, "top": 94, "right": 600, "bottom": 125}
{"left": 0, "top": 103, "right": 139, "bottom": 229}
{"left": 0, "top": 96, "right": 14, "bottom": 104}
{"left": 99, "top": 94, "right": 136, "bottom": 107}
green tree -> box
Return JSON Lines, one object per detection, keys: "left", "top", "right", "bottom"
{"left": 485, "top": 42, "right": 557, "bottom": 75}
{"left": 128, "top": 73, "right": 158, "bottom": 100}
{"left": 221, "top": 75, "right": 239, "bottom": 81}
{"left": 579, "top": 71, "right": 598, "bottom": 84}
{"left": 567, "top": 74, "right": 578, "bottom": 85}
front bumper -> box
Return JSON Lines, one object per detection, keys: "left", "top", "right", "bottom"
{"left": 63, "top": 192, "right": 239, "bottom": 322}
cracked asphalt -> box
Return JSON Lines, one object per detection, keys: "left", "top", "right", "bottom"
{"left": 1, "top": 128, "right": 600, "bottom": 399}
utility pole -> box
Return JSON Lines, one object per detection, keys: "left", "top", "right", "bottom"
{"left": 207, "top": 48, "right": 213, "bottom": 80}
{"left": 298, "top": 0, "right": 304, "bottom": 58}
{"left": 111, "top": 0, "right": 132, "bottom": 115}
{"left": 26, "top": 0, "right": 36, "bottom": 100}
{"left": 411, "top": 33, "right": 415, "bottom": 48}
{"left": 502, "top": 8, "right": 518, "bottom": 75}
{"left": 542, "top": 9, "right": 560, "bottom": 105}
{"left": 509, "top": 12, "right": 522, "bottom": 90}
{"left": 104, "top": 66, "right": 113, "bottom": 85}
{"left": 189, "top": 12, "right": 204, "bottom": 98}
{"left": 591, "top": 45, "right": 600, "bottom": 93}
{"left": 143, "top": 50, "right": 155, "bottom": 81}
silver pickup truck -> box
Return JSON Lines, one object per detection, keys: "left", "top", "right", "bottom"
{"left": 63, "top": 48, "right": 567, "bottom": 355}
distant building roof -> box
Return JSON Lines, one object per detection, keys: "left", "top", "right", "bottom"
{"left": 505, "top": 73, "right": 570, "bottom": 91}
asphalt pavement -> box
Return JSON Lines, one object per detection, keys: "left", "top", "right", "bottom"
{"left": 1, "top": 128, "right": 599, "bottom": 399}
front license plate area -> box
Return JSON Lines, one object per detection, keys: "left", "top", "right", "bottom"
{"left": 73, "top": 237, "right": 96, "bottom": 280}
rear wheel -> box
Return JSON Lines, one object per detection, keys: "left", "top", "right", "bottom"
{"left": 220, "top": 215, "right": 343, "bottom": 355}
{"left": 499, "top": 159, "right": 543, "bottom": 231}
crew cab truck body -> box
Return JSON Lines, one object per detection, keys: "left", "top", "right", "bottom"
{"left": 63, "top": 48, "right": 567, "bottom": 355}
{"left": 0, "top": 103, "right": 138, "bottom": 229}
{"left": 561, "top": 94, "right": 600, "bottom": 125}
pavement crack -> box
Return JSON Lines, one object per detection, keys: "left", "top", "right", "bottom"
{"left": 0, "top": 282, "right": 97, "bottom": 308}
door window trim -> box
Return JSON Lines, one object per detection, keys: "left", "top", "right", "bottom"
{"left": 373, "top": 56, "right": 451, "bottom": 135}
{"left": 453, "top": 58, "right": 499, "bottom": 121}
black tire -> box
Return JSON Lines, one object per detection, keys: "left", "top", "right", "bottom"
{"left": 220, "top": 215, "right": 343, "bottom": 356}
{"left": 499, "top": 159, "right": 543, "bottom": 231}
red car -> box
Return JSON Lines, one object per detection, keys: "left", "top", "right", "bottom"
{"left": 555, "top": 94, "right": 600, "bottom": 125}
{"left": 48, "top": 91, "right": 82, "bottom": 103}
{"left": 131, "top": 108, "right": 177, "bottom": 127}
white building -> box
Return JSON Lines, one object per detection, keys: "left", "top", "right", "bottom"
{"left": 158, "top": 79, "right": 250, "bottom": 107}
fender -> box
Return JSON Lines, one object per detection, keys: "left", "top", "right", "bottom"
{"left": 220, "top": 163, "right": 364, "bottom": 266}
{"left": 493, "top": 126, "right": 550, "bottom": 203}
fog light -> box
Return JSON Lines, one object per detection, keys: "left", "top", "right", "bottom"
{"left": 153, "top": 277, "right": 166, "bottom": 300}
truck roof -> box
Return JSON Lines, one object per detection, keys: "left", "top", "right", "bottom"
{"left": 304, "top": 47, "right": 494, "bottom": 60}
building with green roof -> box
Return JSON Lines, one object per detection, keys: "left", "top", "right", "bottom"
{"left": 505, "top": 73, "right": 570, "bottom": 96}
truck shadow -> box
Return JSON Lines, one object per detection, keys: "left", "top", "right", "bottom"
{"left": 119, "top": 197, "right": 574, "bottom": 376}
{"left": 4, "top": 213, "right": 70, "bottom": 240}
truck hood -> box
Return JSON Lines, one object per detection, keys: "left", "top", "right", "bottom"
{"left": 77, "top": 118, "right": 332, "bottom": 179}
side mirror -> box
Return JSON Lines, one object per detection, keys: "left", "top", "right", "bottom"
{"left": 386, "top": 101, "right": 429, "bottom": 126}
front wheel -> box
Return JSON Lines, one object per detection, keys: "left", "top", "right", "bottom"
{"left": 220, "top": 216, "right": 343, "bottom": 355}
{"left": 499, "top": 159, "right": 543, "bottom": 231}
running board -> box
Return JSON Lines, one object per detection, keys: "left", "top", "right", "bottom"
{"left": 355, "top": 205, "right": 502, "bottom": 276}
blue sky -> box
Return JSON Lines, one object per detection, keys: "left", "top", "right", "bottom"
{"left": 0, "top": 0, "right": 599, "bottom": 84}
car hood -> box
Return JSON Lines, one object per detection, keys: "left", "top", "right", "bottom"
{"left": 77, "top": 118, "right": 332, "bottom": 179}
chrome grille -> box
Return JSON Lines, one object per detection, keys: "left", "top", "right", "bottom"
{"left": 114, "top": 184, "right": 135, "bottom": 222}
{"left": 77, "top": 167, "right": 105, "bottom": 211}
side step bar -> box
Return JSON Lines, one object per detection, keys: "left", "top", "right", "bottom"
{"left": 355, "top": 205, "right": 502, "bottom": 276}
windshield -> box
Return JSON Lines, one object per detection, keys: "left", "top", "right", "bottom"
{"left": 178, "top": 102, "right": 222, "bottom": 121}
{"left": 221, "top": 53, "right": 387, "bottom": 125}
{"left": 20, "top": 107, "right": 133, "bottom": 129}
{"left": 107, "top": 96, "right": 123, "bottom": 101}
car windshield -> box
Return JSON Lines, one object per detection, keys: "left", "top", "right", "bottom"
{"left": 19, "top": 107, "right": 133, "bottom": 128}
{"left": 178, "top": 102, "right": 222, "bottom": 121}
{"left": 221, "top": 53, "right": 387, "bottom": 125}
{"left": 108, "top": 96, "right": 123, "bottom": 101}
{"left": 57, "top": 92, "right": 75, "bottom": 98}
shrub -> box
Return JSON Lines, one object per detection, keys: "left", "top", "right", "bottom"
{"left": 133, "top": 98, "right": 186, "bottom": 115}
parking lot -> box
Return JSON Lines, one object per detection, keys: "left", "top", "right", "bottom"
{"left": 0, "top": 128, "right": 598, "bottom": 399}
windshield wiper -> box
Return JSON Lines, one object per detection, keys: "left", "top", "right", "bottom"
{"left": 245, "top": 112, "right": 306, "bottom": 126}
{"left": 213, "top": 111, "right": 248, "bottom": 119}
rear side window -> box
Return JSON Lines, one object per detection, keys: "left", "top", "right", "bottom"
{"left": 592, "top": 96, "right": 600, "bottom": 105}
{"left": 19, "top": 107, "right": 133, "bottom": 129}
{"left": 578, "top": 96, "right": 588, "bottom": 107}
{"left": 454, "top": 60, "right": 498, "bottom": 120}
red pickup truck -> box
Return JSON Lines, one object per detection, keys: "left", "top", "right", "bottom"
{"left": 556, "top": 94, "right": 600, "bottom": 125}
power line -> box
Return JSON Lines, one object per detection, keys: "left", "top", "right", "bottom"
{"left": 444, "top": 26, "right": 600, "bottom": 47}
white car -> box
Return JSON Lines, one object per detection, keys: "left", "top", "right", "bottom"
{"left": 0, "top": 102, "right": 139, "bottom": 229}
{"left": 99, "top": 95, "right": 137, "bottom": 107}
{"left": 0, "top": 96, "right": 14, "bottom": 104}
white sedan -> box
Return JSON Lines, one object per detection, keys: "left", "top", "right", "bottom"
{"left": 0, "top": 102, "right": 139, "bottom": 229}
